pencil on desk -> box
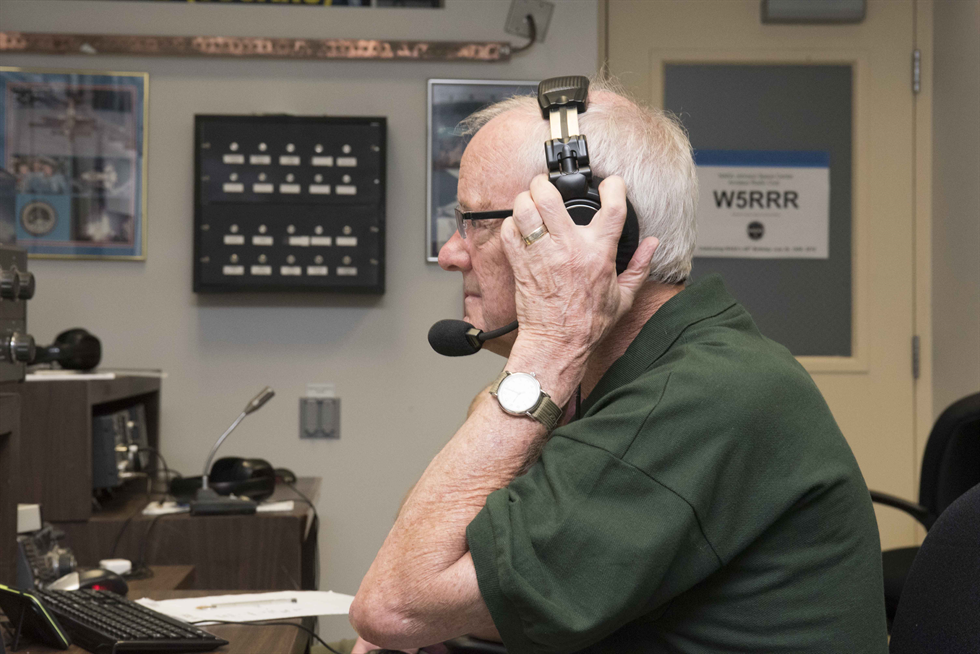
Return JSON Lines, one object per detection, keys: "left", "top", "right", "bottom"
{"left": 196, "top": 597, "right": 299, "bottom": 610}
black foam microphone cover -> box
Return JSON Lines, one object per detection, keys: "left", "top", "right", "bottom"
{"left": 428, "top": 319, "right": 482, "bottom": 357}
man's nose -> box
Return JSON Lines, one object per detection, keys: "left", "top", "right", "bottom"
{"left": 438, "top": 230, "right": 471, "bottom": 272}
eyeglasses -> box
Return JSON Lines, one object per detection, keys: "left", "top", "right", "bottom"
{"left": 454, "top": 206, "right": 512, "bottom": 239}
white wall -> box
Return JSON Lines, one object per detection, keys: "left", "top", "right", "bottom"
{"left": 0, "top": 0, "right": 599, "bottom": 638}
{"left": 932, "top": 0, "right": 980, "bottom": 419}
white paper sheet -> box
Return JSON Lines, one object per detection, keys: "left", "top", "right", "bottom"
{"left": 135, "top": 590, "right": 354, "bottom": 624}
{"left": 141, "top": 499, "right": 295, "bottom": 515}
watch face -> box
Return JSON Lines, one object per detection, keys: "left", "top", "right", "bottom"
{"left": 497, "top": 373, "right": 541, "bottom": 414}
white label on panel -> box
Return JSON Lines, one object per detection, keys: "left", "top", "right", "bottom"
{"left": 309, "top": 185, "right": 331, "bottom": 195}
{"left": 288, "top": 236, "right": 311, "bottom": 247}
{"left": 281, "top": 266, "right": 303, "bottom": 276}
{"left": 335, "top": 236, "right": 358, "bottom": 247}
{"left": 222, "top": 265, "right": 245, "bottom": 276}
{"left": 307, "top": 266, "right": 329, "bottom": 276}
{"left": 253, "top": 183, "right": 274, "bottom": 193}
{"left": 312, "top": 156, "right": 334, "bottom": 167}
{"left": 336, "top": 157, "right": 357, "bottom": 167}
{"left": 279, "top": 155, "right": 301, "bottom": 166}
{"left": 335, "top": 185, "right": 357, "bottom": 195}
{"left": 250, "top": 154, "right": 272, "bottom": 165}
{"left": 223, "top": 234, "right": 245, "bottom": 245}
{"left": 222, "top": 183, "right": 244, "bottom": 193}
{"left": 252, "top": 235, "right": 274, "bottom": 246}
{"left": 250, "top": 265, "right": 273, "bottom": 276}
{"left": 311, "top": 236, "right": 332, "bottom": 246}
{"left": 694, "top": 151, "right": 830, "bottom": 259}
{"left": 223, "top": 154, "right": 245, "bottom": 164}
{"left": 280, "top": 184, "right": 301, "bottom": 194}
{"left": 336, "top": 266, "right": 358, "bottom": 276}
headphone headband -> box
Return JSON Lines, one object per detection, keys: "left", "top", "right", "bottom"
{"left": 538, "top": 76, "right": 592, "bottom": 200}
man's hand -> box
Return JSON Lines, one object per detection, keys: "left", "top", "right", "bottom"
{"left": 501, "top": 175, "right": 659, "bottom": 363}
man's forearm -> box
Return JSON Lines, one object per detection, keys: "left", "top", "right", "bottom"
{"left": 351, "top": 341, "right": 586, "bottom": 647}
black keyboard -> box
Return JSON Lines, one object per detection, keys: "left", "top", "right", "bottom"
{"left": 32, "top": 588, "right": 228, "bottom": 652}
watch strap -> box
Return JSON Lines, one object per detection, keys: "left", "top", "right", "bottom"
{"left": 528, "top": 393, "right": 562, "bottom": 431}
{"left": 489, "top": 370, "right": 509, "bottom": 395}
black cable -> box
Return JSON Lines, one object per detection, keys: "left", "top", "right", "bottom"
{"left": 190, "top": 619, "right": 340, "bottom": 654}
{"left": 136, "top": 446, "right": 181, "bottom": 494}
{"left": 130, "top": 512, "right": 172, "bottom": 579}
{"left": 510, "top": 14, "right": 537, "bottom": 55}
{"left": 109, "top": 448, "right": 177, "bottom": 567}
{"left": 284, "top": 481, "right": 320, "bottom": 591}
{"left": 108, "top": 503, "right": 143, "bottom": 559}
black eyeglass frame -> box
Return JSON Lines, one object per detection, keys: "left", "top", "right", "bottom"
{"left": 454, "top": 206, "right": 512, "bottom": 239}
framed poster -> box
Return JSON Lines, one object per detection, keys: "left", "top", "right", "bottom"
{"left": 0, "top": 68, "right": 148, "bottom": 259}
{"left": 426, "top": 79, "right": 536, "bottom": 261}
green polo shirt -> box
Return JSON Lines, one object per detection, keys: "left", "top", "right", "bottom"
{"left": 467, "top": 275, "right": 888, "bottom": 654}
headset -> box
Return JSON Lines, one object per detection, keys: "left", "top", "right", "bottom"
{"left": 428, "top": 75, "right": 640, "bottom": 357}
{"left": 32, "top": 328, "right": 102, "bottom": 370}
{"left": 538, "top": 75, "right": 640, "bottom": 274}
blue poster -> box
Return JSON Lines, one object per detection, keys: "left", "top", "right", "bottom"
{"left": 0, "top": 68, "right": 148, "bottom": 259}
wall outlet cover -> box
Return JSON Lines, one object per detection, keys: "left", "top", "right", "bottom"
{"left": 300, "top": 397, "right": 339, "bottom": 439}
{"left": 505, "top": 0, "right": 554, "bottom": 42}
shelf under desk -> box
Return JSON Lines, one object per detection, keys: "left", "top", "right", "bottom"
{"left": 53, "top": 479, "right": 320, "bottom": 591}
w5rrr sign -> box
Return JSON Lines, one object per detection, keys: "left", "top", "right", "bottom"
{"left": 694, "top": 150, "right": 830, "bottom": 259}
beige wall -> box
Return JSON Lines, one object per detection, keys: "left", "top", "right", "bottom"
{"left": 932, "top": 0, "right": 980, "bottom": 419}
{"left": 1, "top": 0, "right": 599, "bottom": 637}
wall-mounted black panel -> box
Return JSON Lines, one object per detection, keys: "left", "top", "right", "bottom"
{"left": 194, "top": 115, "right": 386, "bottom": 293}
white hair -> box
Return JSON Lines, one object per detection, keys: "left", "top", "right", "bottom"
{"left": 459, "top": 77, "right": 698, "bottom": 284}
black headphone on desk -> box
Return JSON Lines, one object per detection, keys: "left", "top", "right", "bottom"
{"left": 429, "top": 75, "right": 640, "bottom": 357}
{"left": 169, "top": 457, "right": 277, "bottom": 503}
{"left": 32, "top": 328, "right": 102, "bottom": 370}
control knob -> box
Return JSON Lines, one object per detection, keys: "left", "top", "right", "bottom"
{"left": 17, "top": 271, "right": 35, "bottom": 300}
{"left": 0, "top": 269, "right": 19, "bottom": 300}
{"left": 5, "top": 332, "right": 36, "bottom": 364}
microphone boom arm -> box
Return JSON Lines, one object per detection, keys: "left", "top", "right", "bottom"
{"left": 201, "top": 411, "right": 247, "bottom": 490}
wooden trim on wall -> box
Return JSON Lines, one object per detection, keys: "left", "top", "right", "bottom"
{"left": 0, "top": 32, "right": 511, "bottom": 62}
{"left": 598, "top": 0, "right": 609, "bottom": 73}
{"left": 913, "top": 0, "right": 934, "bottom": 542}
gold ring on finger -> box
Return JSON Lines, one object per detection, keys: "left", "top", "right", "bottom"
{"left": 522, "top": 224, "right": 549, "bottom": 247}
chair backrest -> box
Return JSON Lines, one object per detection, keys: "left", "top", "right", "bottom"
{"left": 889, "top": 482, "right": 980, "bottom": 654}
{"left": 919, "top": 392, "right": 980, "bottom": 516}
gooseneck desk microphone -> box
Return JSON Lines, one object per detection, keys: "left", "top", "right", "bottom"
{"left": 428, "top": 319, "right": 519, "bottom": 357}
{"left": 190, "top": 386, "right": 275, "bottom": 516}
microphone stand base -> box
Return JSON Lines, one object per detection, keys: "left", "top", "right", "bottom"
{"left": 190, "top": 487, "right": 257, "bottom": 516}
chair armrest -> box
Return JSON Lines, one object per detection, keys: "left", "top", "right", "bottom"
{"left": 870, "top": 490, "right": 936, "bottom": 529}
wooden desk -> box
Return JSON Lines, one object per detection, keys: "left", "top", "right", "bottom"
{"left": 127, "top": 565, "right": 196, "bottom": 594}
{"left": 12, "top": 590, "right": 310, "bottom": 654}
{"left": 13, "top": 376, "right": 162, "bottom": 522}
{"left": 54, "top": 479, "right": 320, "bottom": 591}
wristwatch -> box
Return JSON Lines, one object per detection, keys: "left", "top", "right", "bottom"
{"left": 489, "top": 370, "right": 562, "bottom": 431}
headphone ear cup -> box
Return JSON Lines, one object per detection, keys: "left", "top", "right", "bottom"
{"left": 55, "top": 329, "right": 102, "bottom": 371}
{"left": 563, "top": 180, "right": 640, "bottom": 276}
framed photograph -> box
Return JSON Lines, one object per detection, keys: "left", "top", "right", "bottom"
{"left": 0, "top": 68, "right": 148, "bottom": 259}
{"left": 426, "top": 79, "right": 537, "bottom": 261}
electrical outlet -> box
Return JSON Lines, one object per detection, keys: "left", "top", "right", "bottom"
{"left": 504, "top": 0, "right": 554, "bottom": 43}
{"left": 301, "top": 383, "right": 339, "bottom": 439}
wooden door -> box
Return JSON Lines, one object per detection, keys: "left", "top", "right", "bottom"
{"left": 607, "top": 0, "right": 924, "bottom": 549}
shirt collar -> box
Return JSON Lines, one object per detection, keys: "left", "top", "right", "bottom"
{"left": 581, "top": 274, "right": 738, "bottom": 415}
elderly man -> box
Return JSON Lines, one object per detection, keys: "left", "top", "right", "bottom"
{"left": 348, "top": 79, "right": 888, "bottom": 654}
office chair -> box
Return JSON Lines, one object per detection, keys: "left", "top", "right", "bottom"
{"left": 888, "top": 482, "right": 980, "bottom": 654}
{"left": 869, "top": 392, "right": 980, "bottom": 628}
